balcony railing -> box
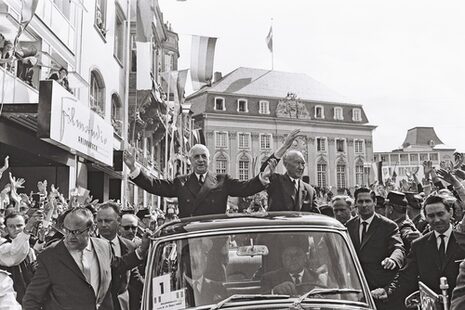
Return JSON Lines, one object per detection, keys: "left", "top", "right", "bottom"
{"left": 0, "top": 65, "right": 39, "bottom": 104}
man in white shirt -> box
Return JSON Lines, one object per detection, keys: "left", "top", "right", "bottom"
{"left": 96, "top": 203, "right": 144, "bottom": 310}
{"left": 0, "top": 211, "right": 41, "bottom": 303}
{"left": 373, "top": 194, "right": 465, "bottom": 308}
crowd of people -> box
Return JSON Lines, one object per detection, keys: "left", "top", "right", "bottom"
{"left": 3, "top": 125, "right": 465, "bottom": 309}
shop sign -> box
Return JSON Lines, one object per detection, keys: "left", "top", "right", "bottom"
{"left": 38, "top": 80, "right": 113, "bottom": 166}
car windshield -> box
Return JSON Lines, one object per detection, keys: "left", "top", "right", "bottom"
{"left": 146, "top": 231, "right": 366, "bottom": 309}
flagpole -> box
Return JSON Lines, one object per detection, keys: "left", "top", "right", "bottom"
{"left": 164, "top": 74, "right": 171, "bottom": 178}
{"left": 271, "top": 18, "right": 274, "bottom": 70}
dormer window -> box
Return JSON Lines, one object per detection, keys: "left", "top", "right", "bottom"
{"left": 259, "top": 100, "right": 270, "bottom": 114}
{"left": 334, "top": 107, "right": 343, "bottom": 120}
{"left": 352, "top": 108, "right": 362, "bottom": 122}
{"left": 237, "top": 99, "right": 248, "bottom": 112}
{"left": 214, "top": 97, "right": 225, "bottom": 111}
{"left": 315, "top": 105, "right": 324, "bottom": 119}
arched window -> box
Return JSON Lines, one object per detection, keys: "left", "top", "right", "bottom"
{"left": 336, "top": 159, "right": 346, "bottom": 190}
{"left": 111, "top": 93, "right": 122, "bottom": 136}
{"left": 316, "top": 158, "right": 327, "bottom": 188}
{"left": 355, "top": 160, "right": 364, "bottom": 186}
{"left": 238, "top": 154, "right": 250, "bottom": 181}
{"left": 215, "top": 154, "right": 228, "bottom": 174}
{"left": 90, "top": 70, "right": 105, "bottom": 118}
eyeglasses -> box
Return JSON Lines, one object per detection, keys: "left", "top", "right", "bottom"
{"left": 122, "top": 225, "right": 138, "bottom": 231}
{"left": 63, "top": 226, "right": 91, "bottom": 236}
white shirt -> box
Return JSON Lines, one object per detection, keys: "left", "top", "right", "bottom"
{"left": 0, "top": 232, "right": 30, "bottom": 267}
{"left": 434, "top": 224, "right": 453, "bottom": 250}
{"left": 359, "top": 214, "right": 375, "bottom": 242}
{"left": 68, "top": 241, "right": 100, "bottom": 296}
{"left": 288, "top": 176, "right": 300, "bottom": 190}
{"left": 109, "top": 236, "right": 122, "bottom": 257}
{"left": 195, "top": 173, "right": 207, "bottom": 183}
{"left": 184, "top": 274, "right": 204, "bottom": 292}
{"left": 289, "top": 269, "right": 304, "bottom": 284}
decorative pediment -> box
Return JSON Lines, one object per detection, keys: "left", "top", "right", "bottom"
{"left": 276, "top": 93, "right": 311, "bottom": 119}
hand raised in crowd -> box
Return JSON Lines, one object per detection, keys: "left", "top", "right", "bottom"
{"left": 423, "top": 160, "right": 434, "bottom": 177}
{"left": 381, "top": 257, "right": 396, "bottom": 270}
{"left": 453, "top": 169, "right": 465, "bottom": 181}
{"left": 0, "top": 155, "right": 9, "bottom": 180}
{"left": 371, "top": 288, "right": 388, "bottom": 300}
{"left": 437, "top": 168, "right": 460, "bottom": 186}
{"left": 454, "top": 152, "right": 464, "bottom": 169}
{"left": 37, "top": 180, "right": 48, "bottom": 196}
{"left": 9, "top": 172, "right": 25, "bottom": 207}
{"left": 24, "top": 210, "right": 44, "bottom": 234}
{"left": 123, "top": 146, "right": 137, "bottom": 172}
{"left": 274, "top": 129, "right": 301, "bottom": 158}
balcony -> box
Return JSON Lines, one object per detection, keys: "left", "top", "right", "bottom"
{"left": 0, "top": 66, "right": 39, "bottom": 103}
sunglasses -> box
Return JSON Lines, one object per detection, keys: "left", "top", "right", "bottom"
{"left": 122, "top": 225, "right": 138, "bottom": 230}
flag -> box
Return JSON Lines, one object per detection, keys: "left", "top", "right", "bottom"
{"left": 265, "top": 26, "right": 273, "bottom": 52}
{"left": 377, "top": 161, "right": 384, "bottom": 185}
{"left": 14, "top": 0, "right": 38, "bottom": 46}
{"left": 161, "top": 70, "right": 189, "bottom": 103}
{"left": 136, "top": 0, "right": 152, "bottom": 42}
{"left": 190, "top": 35, "right": 217, "bottom": 91}
{"left": 136, "top": 42, "right": 151, "bottom": 90}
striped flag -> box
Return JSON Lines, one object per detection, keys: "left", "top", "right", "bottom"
{"left": 265, "top": 26, "right": 273, "bottom": 52}
{"left": 161, "top": 70, "right": 189, "bottom": 103}
{"left": 190, "top": 35, "right": 217, "bottom": 91}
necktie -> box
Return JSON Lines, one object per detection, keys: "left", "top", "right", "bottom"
{"left": 81, "top": 251, "right": 92, "bottom": 284}
{"left": 292, "top": 274, "right": 301, "bottom": 285}
{"left": 109, "top": 240, "right": 116, "bottom": 256}
{"left": 198, "top": 174, "right": 204, "bottom": 185}
{"left": 292, "top": 180, "right": 298, "bottom": 210}
{"left": 361, "top": 221, "right": 368, "bottom": 243}
{"left": 438, "top": 234, "right": 446, "bottom": 264}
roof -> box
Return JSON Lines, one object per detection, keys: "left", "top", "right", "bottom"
{"left": 402, "top": 127, "right": 444, "bottom": 148}
{"left": 158, "top": 212, "right": 345, "bottom": 237}
{"left": 189, "top": 67, "right": 353, "bottom": 104}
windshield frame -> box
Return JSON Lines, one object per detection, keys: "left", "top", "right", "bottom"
{"left": 141, "top": 225, "right": 375, "bottom": 310}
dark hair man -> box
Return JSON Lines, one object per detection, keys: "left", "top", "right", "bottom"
{"left": 345, "top": 188, "right": 405, "bottom": 310}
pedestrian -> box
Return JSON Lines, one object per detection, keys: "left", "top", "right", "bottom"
{"left": 331, "top": 195, "right": 352, "bottom": 224}
{"left": 345, "top": 187, "right": 405, "bottom": 310}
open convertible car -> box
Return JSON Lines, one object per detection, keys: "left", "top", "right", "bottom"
{"left": 141, "top": 212, "right": 376, "bottom": 310}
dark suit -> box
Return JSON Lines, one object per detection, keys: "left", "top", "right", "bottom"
{"left": 261, "top": 268, "right": 320, "bottom": 294}
{"left": 109, "top": 236, "right": 144, "bottom": 310}
{"left": 346, "top": 214, "right": 405, "bottom": 290}
{"left": 389, "top": 229, "right": 465, "bottom": 307}
{"left": 449, "top": 230, "right": 465, "bottom": 309}
{"left": 266, "top": 173, "right": 317, "bottom": 212}
{"left": 131, "top": 171, "right": 265, "bottom": 218}
{"left": 185, "top": 277, "right": 227, "bottom": 307}
{"left": 22, "top": 238, "right": 142, "bottom": 310}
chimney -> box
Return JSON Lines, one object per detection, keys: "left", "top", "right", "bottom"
{"left": 213, "top": 72, "right": 222, "bottom": 82}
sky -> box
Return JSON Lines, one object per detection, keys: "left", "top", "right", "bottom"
{"left": 159, "top": 0, "right": 465, "bottom": 152}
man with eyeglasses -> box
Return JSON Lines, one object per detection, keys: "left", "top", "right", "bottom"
{"left": 97, "top": 203, "right": 144, "bottom": 310}
{"left": 346, "top": 187, "right": 405, "bottom": 310}
{"left": 23, "top": 207, "right": 150, "bottom": 310}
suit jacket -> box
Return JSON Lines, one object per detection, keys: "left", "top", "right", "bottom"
{"left": 261, "top": 268, "right": 319, "bottom": 293}
{"left": 109, "top": 236, "right": 144, "bottom": 310}
{"left": 346, "top": 214, "right": 405, "bottom": 289}
{"left": 22, "top": 238, "right": 142, "bottom": 310}
{"left": 390, "top": 230, "right": 465, "bottom": 303}
{"left": 266, "top": 173, "right": 317, "bottom": 212}
{"left": 132, "top": 171, "right": 265, "bottom": 218}
{"left": 185, "top": 277, "right": 227, "bottom": 307}
{"left": 449, "top": 230, "right": 465, "bottom": 309}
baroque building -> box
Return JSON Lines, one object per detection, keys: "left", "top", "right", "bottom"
{"left": 187, "top": 67, "right": 376, "bottom": 191}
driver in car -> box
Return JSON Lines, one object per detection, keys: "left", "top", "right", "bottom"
{"left": 262, "top": 241, "right": 324, "bottom": 296}
{"left": 182, "top": 240, "right": 227, "bottom": 306}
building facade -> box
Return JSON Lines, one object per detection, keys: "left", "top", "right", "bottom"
{"left": 374, "top": 127, "right": 455, "bottom": 183}
{"left": 0, "top": 0, "right": 185, "bottom": 209}
{"left": 187, "top": 68, "right": 376, "bottom": 191}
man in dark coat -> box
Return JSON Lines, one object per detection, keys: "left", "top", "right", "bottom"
{"left": 345, "top": 188, "right": 405, "bottom": 310}
{"left": 124, "top": 144, "right": 276, "bottom": 218}
{"left": 260, "top": 129, "right": 318, "bottom": 213}
{"left": 373, "top": 194, "right": 465, "bottom": 309}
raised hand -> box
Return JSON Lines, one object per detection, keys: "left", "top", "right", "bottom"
{"left": 37, "top": 180, "right": 48, "bottom": 196}
{"left": 0, "top": 156, "right": 8, "bottom": 180}
{"left": 261, "top": 158, "right": 278, "bottom": 183}
{"left": 423, "top": 160, "right": 434, "bottom": 176}
{"left": 453, "top": 169, "right": 465, "bottom": 181}
{"left": 9, "top": 172, "right": 25, "bottom": 190}
{"left": 436, "top": 168, "right": 458, "bottom": 186}
{"left": 123, "top": 146, "right": 137, "bottom": 172}
{"left": 275, "top": 129, "right": 301, "bottom": 158}
{"left": 454, "top": 153, "right": 464, "bottom": 169}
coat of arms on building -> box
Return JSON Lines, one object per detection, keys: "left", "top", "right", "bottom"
{"left": 276, "top": 92, "right": 311, "bottom": 119}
